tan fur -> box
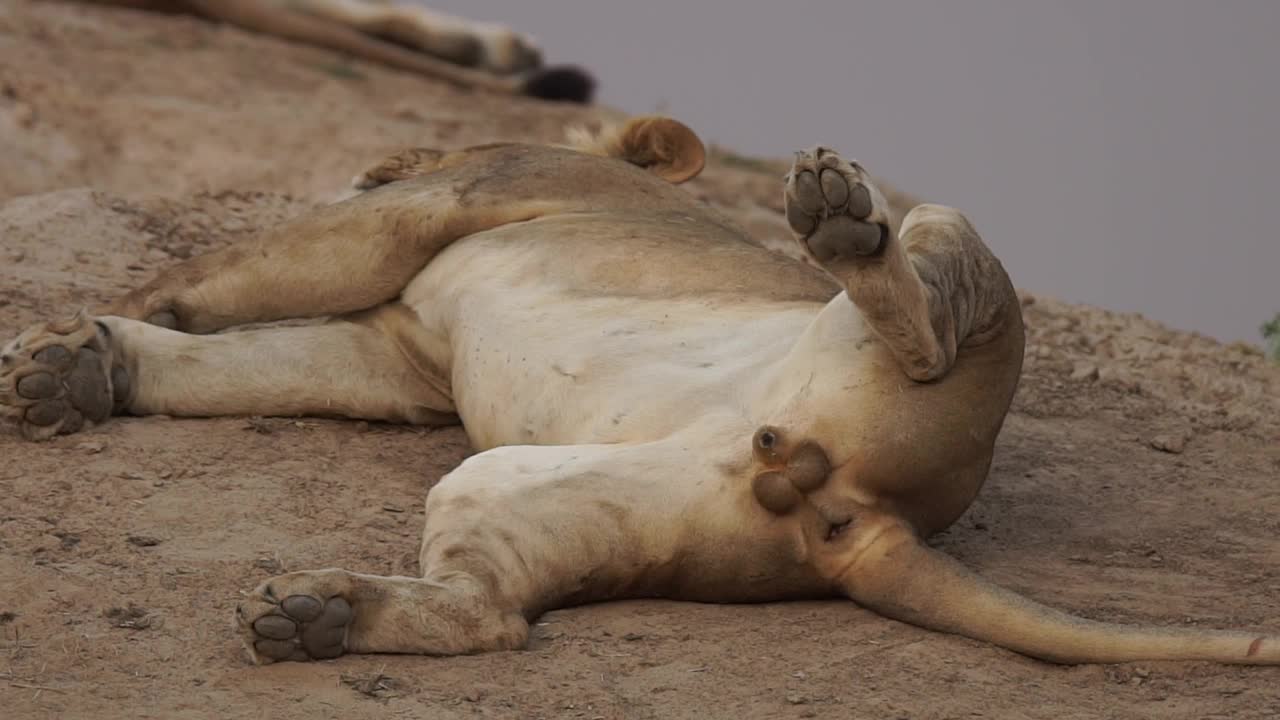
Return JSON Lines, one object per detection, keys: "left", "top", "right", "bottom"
{"left": 564, "top": 116, "right": 708, "bottom": 183}
{"left": 2, "top": 118, "right": 1276, "bottom": 667}
{"left": 77, "top": 0, "right": 551, "bottom": 91}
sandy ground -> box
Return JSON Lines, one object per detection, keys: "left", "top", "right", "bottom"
{"left": 1, "top": 2, "right": 1278, "bottom": 719}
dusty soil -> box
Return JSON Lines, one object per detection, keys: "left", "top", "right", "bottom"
{"left": 1, "top": 2, "right": 1278, "bottom": 719}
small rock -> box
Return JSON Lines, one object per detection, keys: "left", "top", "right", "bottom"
{"left": 1149, "top": 434, "right": 1187, "bottom": 454}
{"left": 104, "top": 604, "right": 154, "bottom": 630}
{"left": 254, "top": 556, "right": 284, "bottom": 573}
{"left": 1219, "top": 687, "right": 1246, "bottom": 696}
{"left": 127, "top": 534, "right": 162, "bottom": 547}
{"left": 143, "top": 248, "right": 169, "bottom": 264}
{"left": 1069, "top": 362, "right": 1098, "bottom": 381}
{"left": 786, "top": 693, "right": 808, "bottom": 705}
{"left": 340, "top": 672, "right": 399, "bottom": 699}
{"left": 623, "top": 632, "right": 645, "bottom": 641}
{"left": 54, "top": 531, "right": 80, "bottom": 549}
{"left": 1098, "top": 366, "right": 1141, "bottom": 393}
{"left": 77, "top": 441, "right": 105, "bottom": 454}
{"left": 464, "top": 689, "right": 483, "bottom": 702}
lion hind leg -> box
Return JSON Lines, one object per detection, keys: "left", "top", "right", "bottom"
{"left": 280, "top": 0, "right": 545, "bottom": 75}
{"left": 184, "top": 0, "right": 591, "bottom": 101}
{"left": 783, "top": 147, "right": 1021, "bottom": 382}
{"left": 183, "top": 0, "right": 521, "bottom": 92}
{"left": 236, "top": 568, "right": 526, "bottom": 663}
{"left": 234, "top": 440, "right": 682, "bottom": 662}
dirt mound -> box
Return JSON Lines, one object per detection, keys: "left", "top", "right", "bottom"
{"left": 1, "top": 3, "right": 1277, "bottom": 719}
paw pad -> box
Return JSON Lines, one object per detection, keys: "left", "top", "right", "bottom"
{"left": 0, "top": 312, "right": 127, "bottom": 440}
{"left": 240, "top": 593, "right": 353, "bottom": 663}
{"left": 784, "top": 148, "right": 889, "bottom": 262}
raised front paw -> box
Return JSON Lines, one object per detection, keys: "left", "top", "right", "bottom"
{"left": 0, "top": 311, "right": 128, "bottom": 440}
{"left": 784, "top": 147, "right": 892, "bottom": 264}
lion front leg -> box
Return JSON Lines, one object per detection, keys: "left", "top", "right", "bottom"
{"left": 1, "top": 302, "right": 456, "bottom": 440}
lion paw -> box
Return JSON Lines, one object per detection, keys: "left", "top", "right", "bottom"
{"left": 0, "top": 311, "right": 128, "bottom": 440}
{"left": 236, "top": 571, "right": 356, "bottom": 664}
{"left": 784, "top": 147, "right": 891, "bottom": 264}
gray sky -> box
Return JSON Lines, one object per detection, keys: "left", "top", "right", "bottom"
{"left": 428, "top": 0, "right": 1278, "bottom": 344}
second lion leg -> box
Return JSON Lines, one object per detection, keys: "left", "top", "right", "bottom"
{"left": 106, "top": 178, "right": 556, "bottom": 334}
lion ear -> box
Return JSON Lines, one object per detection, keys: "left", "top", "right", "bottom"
{"left": 568, "top": 116, "right": 707, "bottom": 183}
{"left": 614, "top": 116, "right": 707, "bottom": 183}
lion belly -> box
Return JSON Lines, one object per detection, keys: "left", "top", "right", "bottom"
{"left": 400, "top": 210, "right": 836, "bottom": 450}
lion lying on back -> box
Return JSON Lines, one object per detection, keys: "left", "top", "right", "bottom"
{"left": 2, "top": 113, "right": 1276, "bottom": 666}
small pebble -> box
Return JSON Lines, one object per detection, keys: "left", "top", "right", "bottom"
{"left": 1069, "top": 362, "right": 1098, "bottom": 381}
{"left": 1149, "top": 434, "right": 1187, "bottom": 454}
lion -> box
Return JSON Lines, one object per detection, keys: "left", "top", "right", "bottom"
{"left": 0, "top": 116, "right": 1275, "bottom": 666}
{"left": 75, "top": 0, "right": 595, "bottom": 102}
